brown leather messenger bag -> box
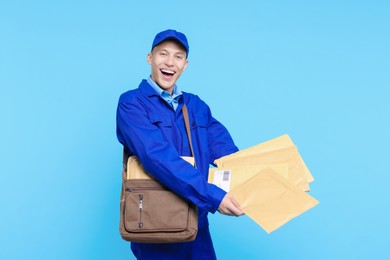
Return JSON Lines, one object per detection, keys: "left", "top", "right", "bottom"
{"left": 119, "top": 104, "right": 198, "bottom": 243}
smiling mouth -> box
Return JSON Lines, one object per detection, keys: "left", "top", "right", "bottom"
{"left": 160, "top": 69, "right": 175, "bottom": 79}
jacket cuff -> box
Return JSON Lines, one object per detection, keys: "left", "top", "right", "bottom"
{"left": 207, "top": 183, "right": 227, "bottom": 214}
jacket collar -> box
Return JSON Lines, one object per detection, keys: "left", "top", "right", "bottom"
{"left": 138, "top": 79, "right": 188, "bottom": 107}
{"left": 139, "top": 79, "right": 160, "bottom": 97}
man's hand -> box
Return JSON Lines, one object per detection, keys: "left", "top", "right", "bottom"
{"left": 217, "top": 193, "right": 245, "bottom": 216}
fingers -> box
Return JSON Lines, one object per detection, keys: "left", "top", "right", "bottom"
{"left": 229, "top": 196, "right": 243, "bottom": 211}
{"left": 226, "top": 194, "right": 245, "bottom": 216}
{"left": 217, "top": 194, "right": 245, "bottom": 216}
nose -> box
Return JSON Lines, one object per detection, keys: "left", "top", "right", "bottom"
{"left": 164, "top": 54, "right": 174, "bottom": 66}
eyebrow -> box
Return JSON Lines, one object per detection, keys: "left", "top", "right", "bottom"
{"left": 158, "top": 48, "right": 186, "bottom": 56}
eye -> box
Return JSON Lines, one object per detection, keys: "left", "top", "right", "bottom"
{"left": 160, "top": 51, "right": 167, "bottom": 56}
{"left": 175, "top": 55, "right": 184, "bottom": 60}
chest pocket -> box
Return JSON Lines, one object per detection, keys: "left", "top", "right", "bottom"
{"left": 148, "top": 111, "right": 178, "bottom": 145}
{"left": 190, "top": 114, "right": 208, "bottom": 130}
{"left": 148, "top": 112, "right": 172, "bottom": 128}
{"left": 189, "top": 114, "right": 209, "bottom": 157}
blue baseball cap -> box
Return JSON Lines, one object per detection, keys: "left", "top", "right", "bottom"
{"left": 151, "top": 29, "right": 189, "bottom": 57}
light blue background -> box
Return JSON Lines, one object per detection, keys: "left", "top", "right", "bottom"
{"left": 1, "top": 1, "right": 389, "bottom": 259}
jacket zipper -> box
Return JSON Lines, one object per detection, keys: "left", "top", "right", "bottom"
{"left": 138, "top": 194, "right": 143, "bottom": 228}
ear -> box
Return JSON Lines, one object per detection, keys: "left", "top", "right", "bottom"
{"left": 146, "top": 52, "right": 152, "bottom": 65}
{"left": 182, "top": 60, "right": 189, "bottom": 72}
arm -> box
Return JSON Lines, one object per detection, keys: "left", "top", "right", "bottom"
{"left": 204, "top": 105, "right": 239, "bottom": 165}
{"left": 117, "top": 97, "right": 226, "bottom": 213}
{"left": 199, "top": 100, "right": 244, "bottom": 216}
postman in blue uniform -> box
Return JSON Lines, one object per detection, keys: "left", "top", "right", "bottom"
{"left": 116, "top": 29, "right": 243, "bottom": 260}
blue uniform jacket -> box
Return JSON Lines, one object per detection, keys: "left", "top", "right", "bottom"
{"left": 116, "top": 79, "right": 238, "bottom": 228}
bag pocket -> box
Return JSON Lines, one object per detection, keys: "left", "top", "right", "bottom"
{"left": 123, "top": 179, "right": 190, "bottom": 233}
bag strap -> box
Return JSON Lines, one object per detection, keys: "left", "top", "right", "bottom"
{"left": 182, "top": 104, "right": 196, "bottom": 168}
{"left": 122, "top": 103, "right": 196, "bottom": 168}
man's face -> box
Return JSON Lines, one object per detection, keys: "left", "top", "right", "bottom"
{"left": 147, "top": 40, "right": 188, "bottom": 94}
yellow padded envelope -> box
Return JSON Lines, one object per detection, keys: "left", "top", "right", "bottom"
{"left": 216, "top": 146, "right": 310, "bottom": 192}
{"left": 208, "top": 164, "right": 289, "bottom": 191}
{"left": 214, "top": 134, "right": 314, "bottom": 184}
{"left": 230, "top": 168, "right": 319, "bottom": 233}
{"left": 127, "top": 156, "right": 195, "bottom": 180}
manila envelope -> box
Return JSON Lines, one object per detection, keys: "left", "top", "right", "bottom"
{"left": 208, "top": 164, "right": 289, "bottom": 192}
{"left": 216, "top": 146, "right": 310, "bottom": 192}
{"left": 215, "top": 134, "right": 314, "bottom": 184}
{"left": 127, "top": 156, "right": 195, "bottom": 180}
{"left": 230, "top": 167, "right": 319, "bottom": 233}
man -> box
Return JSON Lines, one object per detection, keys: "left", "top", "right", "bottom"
{"left": 116, "top": 29, "right": 244, "bottom": 259}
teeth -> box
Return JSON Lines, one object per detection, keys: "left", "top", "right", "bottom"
{"left": 161, "top": 69, "right": 175, "bottom": 75}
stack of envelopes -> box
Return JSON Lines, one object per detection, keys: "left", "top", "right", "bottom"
{"left": 209, "top": 134, "right": 319, "bottom": 233}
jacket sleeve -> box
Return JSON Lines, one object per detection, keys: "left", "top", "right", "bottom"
{"left": 199, "top": 99, "right": 239, "bottom": 165}
{"left": 117, "top": 97, "right": 227, "bottom": 213}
